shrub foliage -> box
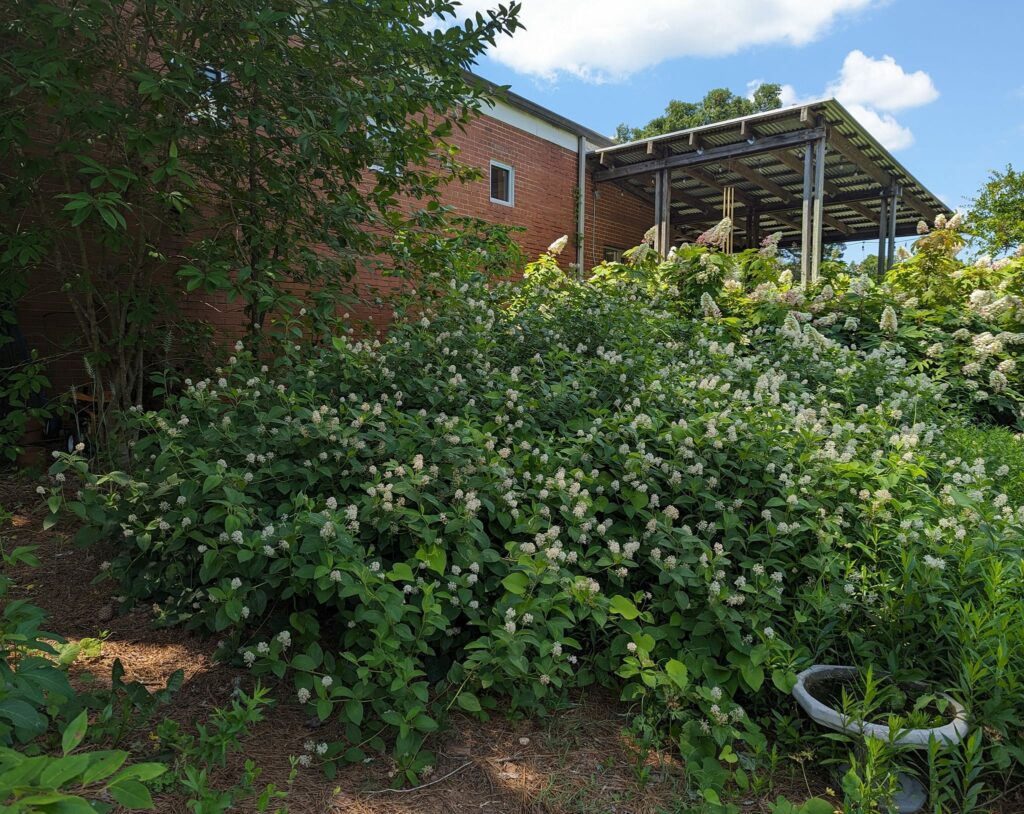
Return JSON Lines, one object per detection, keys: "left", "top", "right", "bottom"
{"left": 44, "top": 224, "right": 1024, "bottom": 807}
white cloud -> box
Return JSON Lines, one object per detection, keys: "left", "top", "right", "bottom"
{"left": 453, "top": 0, "right": 877, "bottom": 82}
{"left": 827, "top": 50, "right": 938, "bottom": 111}
{"left": 843, "top": 103, "right": 915, "bottom": 150}
{"left": 774, "top": 51, "right": 937, "bottom": 150}
{"left": 778, "top": 83, "right": 811, "bottom": 107}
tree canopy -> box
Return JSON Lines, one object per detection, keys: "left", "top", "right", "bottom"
{"left": 0, "top": 0, "right": 521, "bottom": 439}
{"left": 615, "top": 83, "right": 783, "bottom": 142}
{"left": 968, "top": 164, "right": 1024, "bottom": 256}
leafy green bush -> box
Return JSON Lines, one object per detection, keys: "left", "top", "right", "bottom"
{"left": 596, "top": 218, "right": 1024, "bottom": 428}
{"left": 942, "top": 425, "right": 1024, "bottom": 505}
{"left": 43, "top": 244, "right": 1024, "bottom": 809}
{"left": 0, "top": 353, "right": 54, "bottom": 466}
{"left": 0, "top": 710, "right": 166, "bottom": 813}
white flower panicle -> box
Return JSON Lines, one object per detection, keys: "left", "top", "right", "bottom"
{"left": 547, "top": 235, "right": 569, "bottom": 256}
{"left": 879, "top": 306, "right": 899, "bottom": 334}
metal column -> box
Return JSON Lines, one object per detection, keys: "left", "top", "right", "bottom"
{"left": 576, "top": 135, "right": 587, "bottom": 274}
{"left": 810, "top": 135, "right": 827, "bottom": 284}
{"left": 800, "top": 145, "right": 813, "bottom": 286}
{"left": 886, "top": 184, "right": 900, "bottom": 271}
{"left": 653, "top": 172, "right": 663, "bottom": 253}
{"left": 876, "top": 194, "right": 888, "bottom": 276}
{"left": 657, "top": 168, "right": 672, "bottom": 256}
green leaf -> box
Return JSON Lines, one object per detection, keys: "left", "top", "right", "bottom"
{"left": 109, "top": 762, "right": 166, "bottom": 784}
{"left": 629, "top": 490, "right": 649, "bottom": 510}
{"left": 502, "top": 572, "right": 529, "bottom": 595}
{"left": 664, "top": 659, "right": 688, "bottom": 690}
{"left": 40, "top": 754, "right": 90, "bottom": 788}
{"left": 608, "top": 595, "right": 639, "bottom": 620}
{"left": 108, "top": 779, "right": 154, "bottom": 809}
{"left": 80, "top": 751, "right": 129, "bottom": 785}
{"left": 388, "top": 562, "right": 414, "bottom": 582}
{"left": 772, "top": 669, "right": 798, "bottom": 694}
{"left": 421, "top": 545, "right": 446, "bottom": 575}
{"left": 62, "top": 710, "right": 88, "bottom": 755}
{"left": 741, "top": 663, "right": 765, "bottom": 692}
{"left": 456, "top": 692, "right": 481, "bottom": 713}
{"left": 702, "top": 788, "right": 721, "bottom": 805}
{"left": 0, "top": 698, "right": 47, "bottom": 733}
{"left": 344, "top": 699, "right": 363, "bottom": 726}
{"left": 800, "top": 799, "right": 836, "bottom": 814}
{"left": 36, "top": 797, "right": 97, "bottom": 814}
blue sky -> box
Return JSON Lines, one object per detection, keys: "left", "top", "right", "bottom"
{"left": 460, "top": 0, "right": 1023, "bottom": 257}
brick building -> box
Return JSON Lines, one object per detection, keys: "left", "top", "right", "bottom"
{"left": 435, "top": 74, "right": 653, "bottom": 270}
{"left": 12, "top": 73, "right": 948, "bottom": 404}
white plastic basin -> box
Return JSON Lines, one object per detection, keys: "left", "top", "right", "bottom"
{"left": 791, "top": 665, "right": 969, "bottom": 748}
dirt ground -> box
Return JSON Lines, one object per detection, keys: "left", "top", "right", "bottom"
{"left": 2, "top": 474, "right": 833, "bottom": 814}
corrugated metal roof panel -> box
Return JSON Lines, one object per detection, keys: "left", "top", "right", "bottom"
{"left": 588, "top": 99, "right": 950, "bottom": 244}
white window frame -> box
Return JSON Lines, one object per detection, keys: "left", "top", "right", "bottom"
{"left": 489, "top": 160, "right": 515, "bottom": 207}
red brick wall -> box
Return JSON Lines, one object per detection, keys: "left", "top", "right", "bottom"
{"left": 421, "top": 112, "right": 654, "bottom": 273}
{"left": 422, "top": 112, "right": 654, "bottom": 273}
{"left": 332, "top": 111, "right": 587, "bottom": 335}
{"left": 583, "top": 177, "right": 654, "bottom": 269}
{"left": 435, "top": 114, "right": 579, "bottom": 261}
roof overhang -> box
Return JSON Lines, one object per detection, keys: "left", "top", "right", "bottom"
{"left": 588, "top": 100, "right": 950, "bottom": 245}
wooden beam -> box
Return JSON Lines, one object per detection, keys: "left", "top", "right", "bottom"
{"left": 678, "top": 186, "right": 901, "bottom": 239}
{"left": 727, "top": 159, "right": 850, "bottom": 235}
{"left": 683, "top": 165, "right": 805, "bottom": 235}
{"left": 670, "top": 216, "right": 921, "bottom": 244}
{"left": 748, "top": 187, "right": 886, "bottom": 215}
{"left": 727, "top": 159, "right": 791, "bottom": 200}
{"left": 593, "top": 127, "right": 825, "bottom": 183}
{"left": 771, "top": 149, "right": 878, "bottom": 224}
{"left": 827, "top": 128, "right": 938, "bottom": 221}
{"left": 670, "top": 187, "right": 718, "bottom": 218}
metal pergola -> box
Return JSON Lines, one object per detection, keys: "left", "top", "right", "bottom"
{"left": 588, "top": 100, "right": 951, "bottom": 284}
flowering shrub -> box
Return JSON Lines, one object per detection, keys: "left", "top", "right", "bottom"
{"left": 44, "top": 241, "right": 1024, "bottom": 807}
{"left": 599, "top": 216, "right": 1024, "bottom": 428}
